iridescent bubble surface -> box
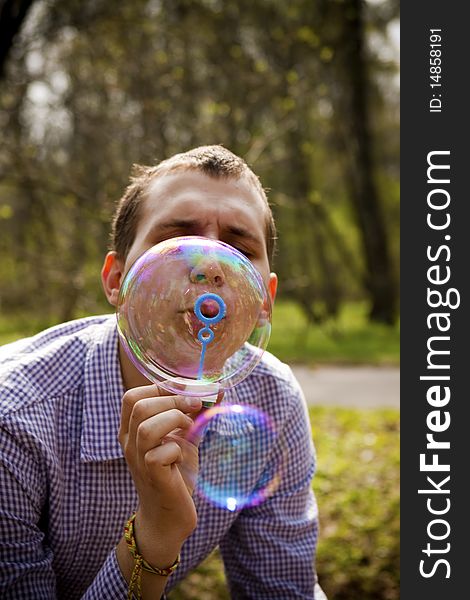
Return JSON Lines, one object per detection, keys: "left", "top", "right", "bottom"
{"left": 116, "top": 236, "right": 272, "bottom": 397}
{"left": 186, "top": 404, "right": 284, "bottom": 511}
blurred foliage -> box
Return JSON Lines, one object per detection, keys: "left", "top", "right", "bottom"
{"left": 0, "top": 0, "right": 399, "bottom": 326}
{"left": 0, "top": 299, "right": 400, "bottom": 365}
{"left": 269, "top": 300, "right": 399, "bottom": 364}
{"left": 170, "top": 407, "right": 400, "bottom": 600}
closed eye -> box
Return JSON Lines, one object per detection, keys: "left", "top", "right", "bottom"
{"left": 231, "top": 246, "right": 255, "bottom": 259}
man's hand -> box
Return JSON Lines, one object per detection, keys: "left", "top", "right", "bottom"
{"left": 118, "top": 384, "right": 202, "bottom": 571}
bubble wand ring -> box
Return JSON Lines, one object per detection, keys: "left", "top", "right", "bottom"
{"left": 194, "top": 293, "right": 227, "bottom": 325}
{"left": 194, "top": 293, "right": 226, "bottom": 386}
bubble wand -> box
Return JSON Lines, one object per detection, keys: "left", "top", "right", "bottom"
{"left": 194, "top": 292, "right": 226, "bottom": 407}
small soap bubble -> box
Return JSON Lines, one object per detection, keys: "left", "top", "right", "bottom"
{"left": 116, "top": 236, "right": 272, "bottom": 398}
{"left": 186, "top": 404, "right": 284, "bottom": 511}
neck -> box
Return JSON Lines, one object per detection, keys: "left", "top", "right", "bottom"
{"left": 118, "top": 342, "right": 152, "bottom": 390}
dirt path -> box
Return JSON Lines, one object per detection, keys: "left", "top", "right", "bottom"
{"left": 291, "top": 365, "right": 400, "bottom": 409}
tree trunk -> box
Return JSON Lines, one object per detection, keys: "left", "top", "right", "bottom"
{"left": 335, "top": 0, "right": 397, "bottom": 324}
{"left": 0, "top": 0, "right": 35, "bottom": 78}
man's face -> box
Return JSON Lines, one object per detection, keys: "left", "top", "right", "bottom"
{"left": 124, "top": 170, "right": 273, "bottom": 288}
{"left": 110, "top": 170, "right": 277, "bottom": 379}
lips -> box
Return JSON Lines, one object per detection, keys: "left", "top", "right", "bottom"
{"left": 198, "top": 299, "right": 222, "bottom": 318}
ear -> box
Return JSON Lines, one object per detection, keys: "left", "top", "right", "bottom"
{"left": 268, "top": 272, "right": 278, "bottom": 304}
{"left": 101, "top": 251, "right": 125, "bottom": 307}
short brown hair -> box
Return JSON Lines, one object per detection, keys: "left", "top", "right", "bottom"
{"left": 110, "top": 145, "right": 277, "bottom": 266}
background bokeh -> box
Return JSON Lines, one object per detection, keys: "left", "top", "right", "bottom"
{"left": 0, "top": 1, "right": 399, "bottom": 598}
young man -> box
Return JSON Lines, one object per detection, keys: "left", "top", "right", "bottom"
{"left": 0, "top": 146, "right": 325, "bottom": 599}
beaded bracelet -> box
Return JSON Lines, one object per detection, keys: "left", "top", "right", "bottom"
{"left": 124, "top": 513, "right": 180, "bottom": 600}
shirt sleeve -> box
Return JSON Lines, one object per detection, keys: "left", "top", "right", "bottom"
{"left": 0, "top": 421, "right": 56, "bottom": 598}
{"left": 219, "top": 375, "right": 321, "bottom": 599}
{"left": 80, "top": 549, "right": 129, "bottom": 599}
{"left": 0, "top": 422, "right": 129, "bottom": 599}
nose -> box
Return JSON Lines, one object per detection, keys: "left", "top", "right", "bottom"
{"left": 189, "top": 258, "right": 225, "bottom": 287}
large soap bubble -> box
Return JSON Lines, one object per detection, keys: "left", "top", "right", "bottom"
{"left": 116, "top": 236, "right": 272, "bottom": 402}
{"left": 186, "top": 404, "right": 284, "bottom": 511}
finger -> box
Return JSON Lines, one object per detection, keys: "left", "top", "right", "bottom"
{"left": 119, "top": 384, "right": 167, "bottom": 436}
{"left": 145, "top": 440, "right": 198, "bottom": 495}
{"left": 127, "top": 395, "right": 179, "bottom": 444}
{"left": 120, "top": 389, "right": 202, "bottom": 438}
{"left": 126, "top": 396, "right": 201, "bottom": 445}
{"left": 171, "top": 435, "right": 201, "bottom": 471}
{"left": 144, "top": 441, "right": 183, "bottom": 473}
{"left": 168, "top": 434, "right": 199, "bottom": 493}
{"left": 166, "top": 429, "right": 202, "bottom": 451}
{"left": 135, "top": 409, "right": 194, "bottom": 456}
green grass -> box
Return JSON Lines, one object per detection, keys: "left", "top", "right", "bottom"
{"left": 170, "top": 548, "right": 229, "bottom": 600}
{"left": 170, "top": 407, "right": 400, "bottom": 600}
{"left": 311, "top": 407, "right": 400, "bottom": 600}
{"left": 0, "top": 300, "right": 399, "bottom": 365}
{"left": 268, "top": 301, "right": 400, "bottom": 365}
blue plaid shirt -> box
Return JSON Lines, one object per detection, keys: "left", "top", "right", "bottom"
{"left": 0, "top": 316, "right": 323, "bottom": 598}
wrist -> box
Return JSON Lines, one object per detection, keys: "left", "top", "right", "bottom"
{"left": 137, "top": 503, "right": 196, "bottom": 542}
{"left": 133, "top": 511, "right": 186, "bottom": 569}
{"left": 117, "top": 513, "right": 182, "bottom": 600}
{"left": 125, "top": 513, "right": 181, "bottom": 573}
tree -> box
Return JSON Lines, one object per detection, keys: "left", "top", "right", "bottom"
{"left": 317, "top": 0, "right": 398, "bottom": 323}
{"left": 0, "top": 0, "right": 399, "bottom": 325}
{"left": 0, "top": 0, "right": 35, "bottom": 78}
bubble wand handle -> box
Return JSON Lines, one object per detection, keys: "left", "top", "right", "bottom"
{"left": 197, "top": 327, "right": 214, "bottom": 379}
{"left": 194, "top": 293, "right": 226, "bottom": 406}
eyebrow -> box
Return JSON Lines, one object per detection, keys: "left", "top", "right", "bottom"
{"left": 149, "top": 220, "right": 262, "bottom": 245}
{"left": 148, "top": 219, "right": 200, "bottom": 235}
